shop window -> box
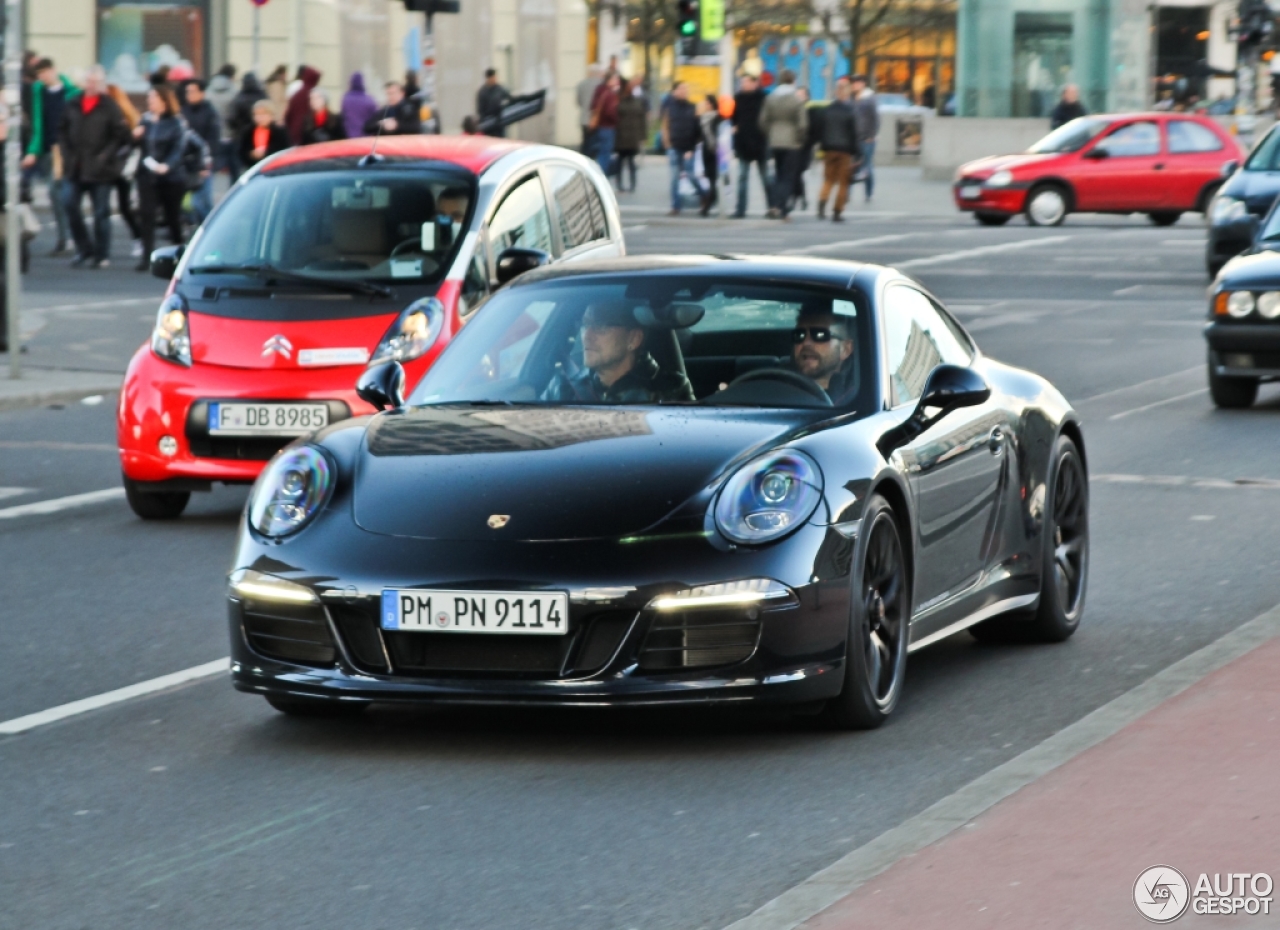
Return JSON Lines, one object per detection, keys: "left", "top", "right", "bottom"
{"left": 99, "top": 0, "right": 207, "bottom": 93}
{"left": 1012, "top": 12, "right": 1073, "bottom": 118}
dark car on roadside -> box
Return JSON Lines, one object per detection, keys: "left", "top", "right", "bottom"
{"left": 1206, "top": 124, "right": 1280, "bottom": 276}
{"left": 1206, "top": 196, "right": 1280, "bottom": 407}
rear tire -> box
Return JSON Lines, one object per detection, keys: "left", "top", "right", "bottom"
{"left": 1025, "top": 185, "right": 1068, "bottom": 227}
{"left": 823, "top": 495, "right": 910, "bottom": 729}
{"left": 123, "top": 476, "right": 189, "bottom": 520}
{"left": 975, "top": 212, "right": 1011, "bottom": 226}
{"left": 971, "top": 435, "right": 1088, "bottom": 644}
{"left": 1208, "top": 363, "right": 1259, "bottom": 408}
{"left": 265, "top": 695, "right": 369, "bottom": 718}
{"left": 1148, "top": 211, "right": 1182, "bottom": 227}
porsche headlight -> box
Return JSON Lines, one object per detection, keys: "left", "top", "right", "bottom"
{"left": 1227, "top": 291, "right": 1256, "bottom": 318}
{"left": 713, "top": 451, "right": 823, "bottom": 545}
{"left": 150, "top": 293, "right": 191, "bottom": 367}
{"left": 1258, "top": 291, "right": 1280, "bottom": 319}
{"left": 248, "top": 445, "right": 335, "bottom": 538}
{"left": 370, "top": 297, "right": 445, "bottom": 364}
{"left": 985, "top": 170, "right": 1014, "bottom": 188}
{"left": 1211, "top": 196, "right": 1247, "bottom": 225}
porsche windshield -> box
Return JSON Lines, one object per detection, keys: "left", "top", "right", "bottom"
{"left": 409, "top": 276, "right": 877, "bottom": 409}
{"left": 188, "top": 169, "right": 475, "bottom": 284}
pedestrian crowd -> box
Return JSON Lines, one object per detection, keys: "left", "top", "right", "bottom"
{"left": 16, "top": 51, "right": 453, "bottom": 273}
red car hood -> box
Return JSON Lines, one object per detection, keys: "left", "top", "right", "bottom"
{"left": 959, "top": 152, "right": 1059, "bottom": 178}
{"left": 188, "top": 311, "right": 398, "bottom": 370}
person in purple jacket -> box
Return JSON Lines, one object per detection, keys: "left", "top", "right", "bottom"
{"left": 341, "top": 72, "right": 378, "bottom": 139}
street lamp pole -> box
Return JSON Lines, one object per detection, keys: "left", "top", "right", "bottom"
{"left": 4, "top": 0, "right": 22, "bottom": 378}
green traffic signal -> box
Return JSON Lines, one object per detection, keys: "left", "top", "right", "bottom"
{"left": 680, "top": 20, "right": 696, "bottom": 34}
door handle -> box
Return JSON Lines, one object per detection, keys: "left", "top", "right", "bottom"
{"left": 1153, "top": 163, "right": 1165, "bottom": 170}
{"left": 988, "top": 427, "right": 1005, "bottom": 454}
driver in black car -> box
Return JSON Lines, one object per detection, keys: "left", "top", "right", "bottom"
{"left": 542, "top": 301, "right": 695, "bottom": 404}
{"left": 790, "top": 307, "right": 856, "bottom": 400}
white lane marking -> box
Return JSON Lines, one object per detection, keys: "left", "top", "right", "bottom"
{"left": 781, "top": 233, "right": 916, "bottom": 255}
{"left": 1075, "top": 366, "right": 1200, "bottom": 403}
{"left": 621, "top": 224, "right": 649, "bottom": 233}
{"left": 0, "top": 487, "right": 32, "bottom": 501}
{"left": 0, "top": 659, "right": 229, "bottom": 736}
{"left": 0, "top": 487, "right": 125, "bottom": 520}
{"left": 897, "top": 235, "right": 1072, "bottom": 269}
{"left": 1107, "top": 387, "right": 1208, "bottom": 421}
{"left": 0, "top": 440, "right": 117, "bottom": 451}
{"left": 1093, "top": 473, "right": 1280, "bottom": 490}
{"left": 25, "top": 296, "right": 157, "bottom": 314}
{"left": 1160, "top": 239, "right": 1204, "bottom": 246}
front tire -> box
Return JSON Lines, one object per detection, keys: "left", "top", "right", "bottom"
{"left": 823, "top": 495, "right": 910, "bottom": 729}
{"left": 1025, "top": 185, "right": 1068, "bottom": 227}
{"left": 123, "top": 476, "right": 189, "bottom": 520}
{"left": 1208, "top": 362, "right": 1259, "bottom": 408}
{"left": 972, "top": 435, "right": 1088, "bottom": 644}
{"left": 975, "top": 212, "right": 1011, "bottom": 226}
{"left": 1148, "top": 211, "right": 1182, "bottom": 227}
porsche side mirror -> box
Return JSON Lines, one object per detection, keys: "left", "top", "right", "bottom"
{"left": 1221, "top": 159, "right": 1239, "bottom": 177}
{"left": 150, "top": 244, "right": 184, "bottom": 280}
{"left": 357, "top": 361, "right": 406, "bottom": 410}
{"left": 495, "top": 247, "right": 552, "bottom": 285}
{"left": 877, "top": 365, "right": 991, "bottom": 457}
{"left": 1083, "top": 147, "right": 1109, "bottom": 160}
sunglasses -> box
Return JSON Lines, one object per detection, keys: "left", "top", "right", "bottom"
{"left": 792, "top": 326, "right": 847, "bottom": 344}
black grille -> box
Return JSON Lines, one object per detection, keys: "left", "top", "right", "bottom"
{"left": 325, "top": 604, "right": 635, "bottom": 679}
{"left": 638, "top": 609, "right": 762, "bottom": 671}
{"left": 239, "top": 602, "right": 336, "bottom": 666}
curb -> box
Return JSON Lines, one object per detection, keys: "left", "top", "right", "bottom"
{"left": 722, "top": 601, "right": 1280, "bottom": 930}
{"left": 0, "top": 381, "right": 121, "bottom": 414}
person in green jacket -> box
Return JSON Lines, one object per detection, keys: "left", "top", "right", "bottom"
{"left": 21, "top": 58, "right": 79, "bottom": 254}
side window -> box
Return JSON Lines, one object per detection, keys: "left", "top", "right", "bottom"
{"left": 458, "top": 242, "right": 490, "bottom": 321}
{"left": 883, "top": 286, "right": 974, "bottom": 407}
{"left": 547, "top": 167, "right": 608, "bottom": 250}
{"left": 1096, "top": 121, "right": 1160, "bottom": 157}
{"left": 1167, "top": 120, "right": 1225, "bottom": 154}
{"left": 489, "top": 176, "right": 555, "bottom": 256}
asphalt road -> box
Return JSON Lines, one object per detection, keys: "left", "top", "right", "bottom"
{"left": 4, "top": 184, "right": 1280, "bottom": 930}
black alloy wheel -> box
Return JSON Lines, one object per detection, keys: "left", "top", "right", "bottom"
{"left": 1208, "top": 357, "right": 1259, "bottom": 409}
{"left": 824, "top": 494, "right": 910, "bottom": 729}
{"left": 975, "top": 212, "right": 1011, "bottom": 226}
{"left": 123, "top": 476, "right": 190, "bottom": 520}
{"left": 972, "top": 435, "right": 1088, "bottom": 644}
{"left": 1148, "top": 211, "right": 1182, "bottom": 227}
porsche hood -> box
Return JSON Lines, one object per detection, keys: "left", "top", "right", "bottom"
{"left": 350, "top": 406, "right": 819, "bottom": 541}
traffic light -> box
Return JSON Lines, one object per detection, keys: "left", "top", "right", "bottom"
{"left": 1237, "top": 0, "right": 1274, "bottom": 47}
{"left": 402, "top": 0, "right": 460, "bottom": 13}
{"left": 677, "top": 0, "right": 699, "bottom": 56}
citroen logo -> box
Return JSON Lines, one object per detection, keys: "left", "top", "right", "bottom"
{"left": 262, "top": 335, "right": 293, "bottom": 359}
{"left": 487, "top": 514, "right": 510, "bottom": 529}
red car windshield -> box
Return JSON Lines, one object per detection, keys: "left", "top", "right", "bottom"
{"left": 188, "top": 168, "right": 475, "bottom": 284}
{"left": 1027, "top": 118, "right": 1110, "bottom": 154}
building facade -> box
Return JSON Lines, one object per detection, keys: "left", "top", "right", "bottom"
{"left": 26, "top": 0, "right": 588, "bottom": 146}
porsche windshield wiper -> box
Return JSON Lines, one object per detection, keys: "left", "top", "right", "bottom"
{"left": 189, "top": 263, "right": 393, "bottom": 298}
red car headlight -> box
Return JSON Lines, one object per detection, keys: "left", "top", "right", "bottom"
{"left": 150, "top": 293, "right": 192, "bottom": 367}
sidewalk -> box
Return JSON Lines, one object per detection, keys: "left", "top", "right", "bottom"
{"left": 0, "top": 366, "right": 121, "bottom": 412}
{"left": 733, "top": 606, "right": 1280, "bottom": 930}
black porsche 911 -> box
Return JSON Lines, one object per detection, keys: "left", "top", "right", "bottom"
{"left": 228, "top": 257, "right": 1089, "bottom": 729}
{"left": 1207, "top": 196, "right": 1280, "bottom": 408}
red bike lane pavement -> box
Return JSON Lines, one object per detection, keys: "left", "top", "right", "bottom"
{"left": 798, "top": 634, "right": 1280, "bottom": 929}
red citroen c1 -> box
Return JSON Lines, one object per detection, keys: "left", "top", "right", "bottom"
{"left": 954, "top": 113, "right": 1242, "bottom": 227}
{"left": 118, "top": 135, "right": 625, "bottom": 519}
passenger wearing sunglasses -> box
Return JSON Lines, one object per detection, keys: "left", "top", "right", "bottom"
{"left": 790, "top": 309, "right": 855, "bottom": 395}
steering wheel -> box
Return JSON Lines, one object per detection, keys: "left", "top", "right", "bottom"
{"left": 728, "top": 368, "right": 832, "bottom": 405}
{"left": 390, "top": 238, "right": 427, "bottom": 258}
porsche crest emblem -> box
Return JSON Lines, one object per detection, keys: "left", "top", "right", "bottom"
{"left": 487, "top": 514, "right": 511, "bottom": 529}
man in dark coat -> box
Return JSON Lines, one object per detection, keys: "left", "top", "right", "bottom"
{"left": 363, "top": 82, "right": 422, "bottom": 135}
{"left": 731, "top": 73, "right": 768, "bottom": 218}
{"left": 476, "top": 68, "right": 512, "bottom": 137}
{"left": 816, "top": 76, "right": 858, "bottom": 221}
{"left": 59, "top": 66, "right": 130, "bottom": 268}
{"left": 183, "top": 79, "right": 221, "bottom": 222}
{"left": 1049, "top": 84, "right": 1087, "bottom": 129}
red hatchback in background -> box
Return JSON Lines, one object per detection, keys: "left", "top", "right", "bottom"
{"left": 119, "top": 135, "right": 624, "bottom": 519}
{"left": 954, "top": 113, "right": 1242, "bottom": 227}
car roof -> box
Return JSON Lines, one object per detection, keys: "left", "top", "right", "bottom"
{"left": 510, "top": 254, "right": 875, "bottom": 289}
{"left": 261, "top": 134, "right": 530, "bottom": 175}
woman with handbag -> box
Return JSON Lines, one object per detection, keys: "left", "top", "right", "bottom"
{"left": 134, "top": 85, "right": 189, "bottom": 272}
{"left": 106, "top": 84, "right": 144, "bottom": 259}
